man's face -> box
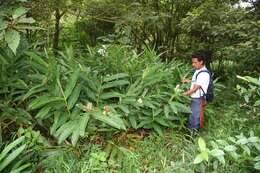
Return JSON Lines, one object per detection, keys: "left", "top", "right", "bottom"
{"left": 192, "top": 58, "right": 204, "bottom": 70}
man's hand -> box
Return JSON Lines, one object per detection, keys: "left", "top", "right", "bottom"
{"left": 183, "top": 84, "right": 201, "bottom": 96}
{"left": 182, "top": 79, "right": 191, "bottom": 83}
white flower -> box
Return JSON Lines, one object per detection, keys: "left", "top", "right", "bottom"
{"left": 86, "top": 102, "right": 93, "bottom": 111}
{"left": 137, "top": 98, "right": 143, "bottom": 104}
{"left": 97, "top": 45, "right": 107, "bottom": 56}
{"left": 175, "top": 84, "right": 180, "bottom": 90}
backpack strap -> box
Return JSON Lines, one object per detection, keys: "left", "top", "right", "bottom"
{"left": 195, "top": 70, "right": 211, "bottom": 94}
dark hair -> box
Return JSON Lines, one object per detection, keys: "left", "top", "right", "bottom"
{"left": 191, "top": 52, "right": 205, "bottom": 65}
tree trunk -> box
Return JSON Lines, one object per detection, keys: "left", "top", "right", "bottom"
{"left": 53, "top": 8, "right": 62, "bottom": 55}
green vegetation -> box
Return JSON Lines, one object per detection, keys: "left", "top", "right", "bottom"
{"left": 0, "top": 0, "right": 259, "bottom": 172}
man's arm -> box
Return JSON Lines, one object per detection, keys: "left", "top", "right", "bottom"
{"left": 183, "top": 84, "right": 201, "bottom": 96}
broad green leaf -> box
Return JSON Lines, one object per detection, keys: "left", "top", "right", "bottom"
{"left": 92, "top": 111, "right": 126, "bottom": 130}
{"left": 137, "top": 118, "right": 153, "bottom": 128}
{"left": 254, "top": 162, "right": 260, "bottom": 170}
{"left": 35, "top": 106, "right": 52, "bottom": 119}
{"left": 152, "top": 123, "right": 163, "bottom": 136}
{"left": 224, "top": 145, "right": 237, "bottom": 152}
{"left": 193, "top": 153, "right": 204, "bottom": 164}
{"left": 68, "top": 84, "right": 81, "bottom": 109}
{"left": 10, "top": 163, "right": 31, "bottom": 173}
{"left": 254, "top": 100, "right": 260, "bottom": 106}
{"left": 103, "top": 73, "right": 129, "bottom": 82}
{"left": 245, "top": 76, "right": 260, "bottom": 86}
{"left": 0, "top": 18, "right": 7, "bottom": 30}
{"left": 0, "top": 136, "right": 25, "bottom": 162}
{"left": 5, "top": 29, "right": 20, "bottom": 55}
{"left": 198, "top": 137, "right": 206, "bottom": 151}
{"left": 71, "top": 127, "right": 80, "bottom": 146}
{"left": 201, "top": 151, "right": 209, "bottom": 162}
{"left": 100, "top": 92, "right": 122, "bottom": 99}
{"left": 236, "top": 137, "right": 248, "bottom": 145}
{"left": 155, "top": 118, "right": 169, "bottom": 127}
{"left": 17, "top": 17, "right": 35, "bottom": 24}
{"left": 55, "top": 121, "right": 72, "bottom": 137}
{"left": 254, "top": 156, "right": 260, "bottom": 161}
{"left": 22, "top": 84, "right": 46, "bottom": 100}
{"left": 210, "top": 149, "right": 225, "bottom": 157}
{"left": 57, "top": 122, "right": 74, "bottom": 144}
{"left": 117, "top": 105, "right": 130, "bottom": 114}
{"left": 248, "top": 136, "right": 259, "bottom": 143}
{"left": 241, "top": 145, "right": 251, "bottom": 155}
{"left": 0, "top": 144, "right": 27, "bottom": 171}
{"left": 64, "top": 69, "right": 80, "bottom": 99}
{"left": 216, "top": 155, "right": 225, "bottom": 165}
{"left": 169, "top": 101, "right": 191, "bottom": 114}
{"left": 164, "top": 105, "right": 170, "bottom": 117}
{"left": 13, "top": 7, "right": 29, "bottom": 19}
{"left": 26, "top": 52, "right": 48, "bottom": 68}
{"left": 29, "top": 96, "right": 63, "bottom": 110}
{"left": 79, "top": 113, "right": 90, "bottom": 136}
{"left": 102, "top": 80, "right": 129, "bottom": 89}
{"left": 129, "top": 116, "right": 137, "bottom": 129}
{"left": 143, "top": 100, "right": 156, "bottom": 109}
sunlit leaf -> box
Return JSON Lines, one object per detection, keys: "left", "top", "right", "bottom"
{"left": 5, "top": 29, "right": 20, "bottom": 55}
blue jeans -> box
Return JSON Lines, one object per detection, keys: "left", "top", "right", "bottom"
{"left": 188, "top": 98, "right": 206, "bottom": 130}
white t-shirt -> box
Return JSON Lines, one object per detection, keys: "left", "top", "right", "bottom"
{"left": 190, "top": 66, "right": 210, "bottom": 98}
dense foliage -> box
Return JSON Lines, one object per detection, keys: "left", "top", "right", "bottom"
{"left": 0, "top": 0, "right": 259, "bottom": 172}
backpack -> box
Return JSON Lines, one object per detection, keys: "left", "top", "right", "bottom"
{"left": 195, "top": 70, "right": 214, "bottom": 102}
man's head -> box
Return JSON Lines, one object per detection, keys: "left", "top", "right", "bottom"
{"left": 191, "top": 52, "right": 205, "bottom": 70}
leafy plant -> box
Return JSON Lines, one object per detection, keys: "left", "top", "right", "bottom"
{"left": 194, "top": 132, "right": 260, "bottom": 171}
{"left": 0, "top": 6, "right": 36, "bottom": 54}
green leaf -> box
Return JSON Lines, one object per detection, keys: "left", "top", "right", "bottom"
{"left": 22, "top": 84, "right": 46, "bottom": 100}
{"left": 152, "top": 123, "right": 163, "bottom": 136}
{"left": 16, "top": 17, "right": 35, "bottom": 24}
{"left": 5, "top": 29, "right": 20, "bottom": 55}
{"left": 236, "top": 137, "right": 248, "bottom": 145}
{"left": 57, "top": 122, "right": 74, "bottom": 144}
{"left": 68, "top": 84, "right": 81, "bottom": 109}
{"left": 0, "top": 144, "right": 27, "bottom": 171}
{"left": 102, "top": 80, "right": 130, "bottom": 89}
{"left": 64, "top": 69, "right": 80, "bottom": 99}
{"left": 248, "top": 137, "right": 259, "bottom": 143}
{"left": 254, "top": 100, "right": 260, "bottom": 106}
{"left": 35, "top": 106, "right": 52, "bottom": 119}
{"left": 164, "top": 105, "right": 170, "bottom": 117}
{"left": 210, "top": 149, "right": 225, "bottom": 157}
{"left": 129, "top": 116, "right": 137, "bottom": 129}
{"left": 193, "top": 153, "right": 204, "bottom": 164}
{"left": 0, "top": 18, "right": 8, "bottom": 30}
{"left": 10, "top": 163, "right": 31, "bottom": 173}
{"left": 117, "top": 105, "right": 130, "bottom": 114}
{"left": 103, "top": 73, "right": 129, "bottom": 82}
{"left": 254, "top": 162, "right": 260, "bottom": 170}
{"left": 254, "top": 156, "right": 260, "bottom": 162}
{"left": 169, "top": 101, "right": 191, "bottom": 114}
{"left": 92, "top": 111, "right": 126, "bottom": 130}
{"left": 198, "top": 137, "right": 206, "bottom": 151}
{"left": 26, "top": 51, "right": 48, "bottom": 68}
{"left": 29, "top": 96, "right": 63, "bottom": 110}
{"left": 0, "top": 136, "right": 25, "bottom": 162}
{"left": 13, "top": 7, "right": 29, "bottom": 19}
{"left": 155, "top": 118, "right": 169, "bottom": 127}
{"left": 100, "top": 92, "right": 122, "bottom": 99}
{"left": 79, "top": 113, "right": 90, "bottom": 136}
{"left": 224, "top": 145, "right": 237, "bottom": 152}
{"left": 216, "top": 155, "right": 225, "bottom": 165}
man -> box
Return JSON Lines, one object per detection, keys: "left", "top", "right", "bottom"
{"left": 182, "top": 53, "right": 210, "bottom": 131}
